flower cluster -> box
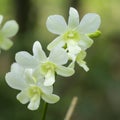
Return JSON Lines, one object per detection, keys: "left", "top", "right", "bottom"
{"left": 6, "top": 63, "right": 60, "bottom": 110}
{"left": 5, "top": 7, "right": 101, "bottom": 110}
{"left": 0, "top": 15, "right": 18, "bottom": 51}
{"left": 46, "top": 7, "right": 101, "bottom": 71}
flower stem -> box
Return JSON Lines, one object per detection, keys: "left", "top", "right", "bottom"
{"left": 41, "top": 102, "right": 48, "bottom": 120}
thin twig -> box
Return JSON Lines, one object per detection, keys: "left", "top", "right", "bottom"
{"left": 64, "top": 96, "right": 78, "bottom": 120}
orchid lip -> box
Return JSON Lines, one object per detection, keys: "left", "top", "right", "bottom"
{"left": 63, "top": 30, "right": 80, "bottom": 42}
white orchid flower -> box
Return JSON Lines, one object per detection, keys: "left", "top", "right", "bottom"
{"left": 0, "top": 15, "right": 19, "bottom": 50}
{"left": 5, "top": 63, "right": 59, "bottom": 110}
{"left": 15, "top": 41, "right": 74, "bottom": 86}
{"left": 46, "top": 7, "right": 101, "bottom": 61}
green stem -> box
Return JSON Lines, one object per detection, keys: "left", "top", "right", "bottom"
{"left": 41, "top": 102, "right": 48, "bottom": 120}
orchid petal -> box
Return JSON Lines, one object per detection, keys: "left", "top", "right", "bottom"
{"left": 76, "top": 51, "right": 89, "bottom": 71}
{"left": 47, "top": 36, "right": 64, "bottom": 51}
{"left": 0, "top": 15, "right": 3, "bottom": 25}
{"left": 56, "top": 65, "right": 74, "bottom": 77}
{"left": 68, "top": 7, "right": 79, "bottom": 28}
{"left": 46, "top": 15, "right": 67, "bottom": 35}
{"left": 78, "top": 34, "right": 93, "bottom": 50}
{"left": 78, "top": 13, "right": 101, "bottom": 34}
{"left": 67, "top": 40, "right": 81, "bottom": 60}
{"left": 28, "top": 95, "right": 40, "bottom": 110}
{"left": 33, "top": 41, "right": 47, "bottom": 61}
{"left": 78, "top": 61, "right": 89, "bottom": 72}
{"left": 5, "top": 72, "right": 27, "bottom": 90}
{"left": 40, "top": 85, "right": 53, "bottom": 94}
{"left": 17, "top": 90, "right": 29, "bottom": 104}
{"left": 44, "top": 71, "right": 55, "bottom": 86}
{"left": 24, "top": 69, "right": 35, "bottom": 84}
{"left": 15, "top": 51, "right": 38, "bottom": 68}
{"left": 2, "top": 20, "right": 19, "bottom": 37}
{"left": 0, "top": 38, "right": 13, "bottom": 50}
{"left": 49, "top": 47, "right": 68, "bottom": 65}
{"left": 42, "top": 94, "right": 60, "bottom": 104}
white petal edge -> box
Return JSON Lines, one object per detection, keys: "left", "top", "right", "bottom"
{"left": 46, "top": 15, "right": 67, "bottom": 35}
{"left": 44, "top": 71, "right": 55, "bottom": 86}
{"left": 10, "top": 63, "right": 24, "bottom": 74}
{"left": 78, "top": 13, "right": 101, "bottom": 34}
{"left": 56, "top": 65, "right": 75, "bottom": 77}
{"left": 77, "top": 61, "right": 89, "bottom": 72}
{"left": 76, "top": 51, "right": 89, "bottom": 71}
{"left": 40, "top": 84, "right": 53, "bottom": 94}
{"left": 0, "top": 15, "right": 3, "bottom": 25}
{"left": 67, "top": 40, "right": 81, "bottom": 61}
{"left": 78, "top": 34, "right": 93, "bottom": 50}
{"left": 0, "top": 38, "right": 13, "bottom": 50}
{"left": 15, "top": 51, "right": 38, "bottom": 68}
{"left": 68, "top": 61, "right": 75, "bottom": 69}
{"left": 5, "top": 63, "right": 26, "bottom": 90}
{"left": 42, "top": 94, "right": 60, "bottom": 104}
{"left": 2, "top": 20, "right": 19, "bottom": 37}
{"left": 28, "top": 95, "right": 40, "bottom": 110}
{"left": 47, "top": 36, "right": 64, "bottom": 51}
{"left": 33, "top": 41, "right": 47, "bottom": 61}
{"left": 49, "top": 47, "right": 68, "bottom": 65}
{"left": 5, "top": 72, "right": 27, "bottom": 90}
{"left": 17, "top": 90, "right": 29, "bottom": 104}
{"left": 68, "top": 7, "right": 79, "bottom": 28}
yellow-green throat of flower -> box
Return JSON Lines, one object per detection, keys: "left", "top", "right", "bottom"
{"left": 63, "top": 30, "right": 80, "bottom": 42}
{"left": 40, "top": 61, "right": 56, "bottom": 75}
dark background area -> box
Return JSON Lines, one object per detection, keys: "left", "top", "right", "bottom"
{"left": 0, "top": 0, "right": 120, "bottom": 120}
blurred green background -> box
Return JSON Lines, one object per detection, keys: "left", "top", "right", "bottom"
{"left": 0, "top": 0, "right": 120, "bottom": 120}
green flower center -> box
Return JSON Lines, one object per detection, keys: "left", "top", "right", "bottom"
{"left": 63, "top": 30, "right": 80, "bottom": 42}
{"left": 40, "top": 61, "right": 56, "bottom": 75}
{"left": 28, "top": 86, "right": 41, "bottom": 98}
